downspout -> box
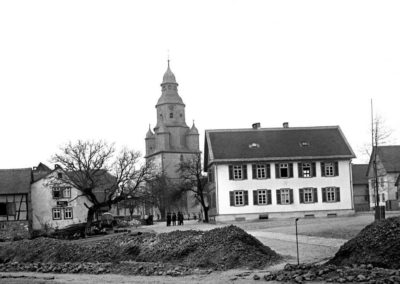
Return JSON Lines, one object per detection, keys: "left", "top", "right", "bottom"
{"left": 349, "top": 160, "right": 354, "bottom": 210}
{"left": 215, "top": 164, "right": 219, "bottom": 216}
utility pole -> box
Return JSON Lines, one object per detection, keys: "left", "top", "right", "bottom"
{"left": 371, "top": 99, "right": 381, "bottom": 220}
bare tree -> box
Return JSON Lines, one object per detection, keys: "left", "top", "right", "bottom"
{"left": 177, "top": 153, "right": 210, "bottom": 222}
{"left": 50, "top": 140, "right": 155, "bottom": 233}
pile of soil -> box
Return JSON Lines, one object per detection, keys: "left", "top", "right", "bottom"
{"left": 0, "top": 225, "right": 281, "bottom": 271}
{"left": 329, "top": 216, "right": 400, "bottom": 269}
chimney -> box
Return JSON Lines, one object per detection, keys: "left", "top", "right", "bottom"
{"left": 283, "top": 122, "right": 289, "bottom": 128}
{"left": 252, "top": 122, "right": 261, "bottom": 129}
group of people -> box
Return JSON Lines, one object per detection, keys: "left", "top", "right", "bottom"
{"left": 166, "top": 211, "right": 184, "bottom": 226}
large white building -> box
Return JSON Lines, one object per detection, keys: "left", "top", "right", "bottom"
{"left": 204, "top": 123, "right": 356, "bottom": 221}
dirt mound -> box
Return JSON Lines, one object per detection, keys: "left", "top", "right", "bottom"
{"left": 0, "top": 225, "right": 281, "bottom": 271}
{"left": 329, "top": 216, "right": 400, "bottom": 269}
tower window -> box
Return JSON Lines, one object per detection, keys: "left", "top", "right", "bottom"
{"left": 169, "top": 113, "right": 173, "bottom": 118}
{"left": 180, "top": 113, "right": 183, "bottom": 117}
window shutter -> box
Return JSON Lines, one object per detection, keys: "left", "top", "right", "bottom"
{"left": 322, "top": 188, "right": 327, "bottom": 202}
{"left": 289, "top": 189, "right": 294, "bottom": 204}
{"left": 289, "top": 163, "right": 294, "bottom": 178}
{"left": 276, "top": 189, "right": 281, "bottom": 204}
{"left": 298, "top": 163, "right": 303, "bottom": 178}
{"left": 229, "top": 165, "right": 233, "bottom": 180}
{"left": 313, "top": 188, "right": 318, "bottom": 203}
{"left": 244, "top": 191, "right": 249, "bottom": 205}
{"left": 334, "top": 162, "right": 339, "bottom": 176}
{"left": 252, "top": 164, "right": 257, "bottom": 179}
{"left": 229, "top": 191, "right": 234, "bottom": 206}
{"left": 321, "top": 162, "right": 326, "bottom": 177}
{"left": 253, "top": 190, "right": 258, "bottom": 205}
{"left": 311, "top": 162, "right": 316, "bottom": 177}
{"left": 243, "top": 165, "right": 248, "bottom": 180}
{"left": 267, "top": 190, "right": 272, "bottom": 205}
{"left": 336, "top": 187, "right": 341, "bottom": 202}
{"left": 275, "top": 164, "right": 280, "bottom": 178}
{"left": 266, "top": 164, "right": 271, "bottom": 178}
{"left": 299, "top": 188, "right": 304, "bottom": 203}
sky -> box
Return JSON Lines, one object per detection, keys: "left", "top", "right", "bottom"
{"left": 1, "top": 0, "right": 399, "bottom": 169}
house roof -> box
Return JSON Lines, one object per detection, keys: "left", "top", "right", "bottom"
{"left": 0, "top": 168, "right": 32, "bottom": 195}
{"left": 204, "top": 126, "right": 355, "bottom": 166}
{"left": 369, "top": 146, "right": 400, "bottom": 174}
{"left": 352, "top": 164, "right": 369, "bottom": 185}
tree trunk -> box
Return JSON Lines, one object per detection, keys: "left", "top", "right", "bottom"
{"left": 203, "top": 205, "right": 209, "bottom": 223}
{"left": 85, "top": 207, "right": 96, "bottom": 236}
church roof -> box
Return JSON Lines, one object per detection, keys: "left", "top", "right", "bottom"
{"left": 189, "top": 121, "right": 199, "bottom": 135}
{"left": 146, "top": 125, "right": 155, "bottom": 138}
{"left": 157, "top": 61, "right": 185, "bottom": 107}
{"left": 162, "top": 60, "right": 177, "bottom": 84}
{"left": 205, "top": 125, "right": 355, "bottom": 166}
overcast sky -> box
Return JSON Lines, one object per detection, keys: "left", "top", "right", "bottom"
{"left": 1, "top": 0, "right": 399, "bottom": 169}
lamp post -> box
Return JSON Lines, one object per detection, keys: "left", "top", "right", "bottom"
{"left": 295, "top": 218, "right": 300, "bottom": 265}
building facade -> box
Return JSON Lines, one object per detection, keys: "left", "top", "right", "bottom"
{"left": 145, "top": 62, "right": 200, "bottom": 215}
{"left": 367, "top": 146, "right": 400, "bottom": 211}
{"left": 352, "top": 164, "right": 370, "bottom": 212}
{"left": 204, "top": 124, "right": 356, "bottom": 221}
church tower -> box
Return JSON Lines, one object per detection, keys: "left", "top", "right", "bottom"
{"left": 145, "top": 61, "right": 200, "bottom": 181}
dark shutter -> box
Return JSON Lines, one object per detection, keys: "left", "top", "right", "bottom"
{"left": 334, "top": 162, "right": 339, "bottom": 176}
{"left": 322, "top": 188, "right": 327, "bottom": 202}
{"left": 311, "top": 162, "right": 316, "bottom": 177}
{"left": 253, "top": 190, "right": 258, "bottom": 205}
{"left": 229, "top": 191, "right": 234, "bottom": 206}
{"left": 289, "top": 163, "right": 294, "bottom": 178}
{"left": 298, "top": 163, "right": 303, "bottom": 178}
{"left": 267, "top": 190, "right": 272, "bottom": 205}
{"left": 244, "top": 191, "right": 249, "bottom": 205}
{"left": 252, "top": 164, "right": 257, "bottom": 179}
{"left": 276, "top": 189, "right": 281, "bottom": 204}
{"left": 229, "top": 165, "right": 233, "bottom": 180}
{"left": 313, "top": 188, "right": 318, "bottom": 203}
{"left": 289, "top": 189, "right": 294, "bottom": 204}
{"left": 275, "top": 164, "right": 280, "bottom": 178}
{"left": 299, "top": 188, "right": 304, "bottom": 203}
{"left": 266, "top": 164, "right": 271, "bottom": 178}
{"left": 336, "top": 187, "right": 341, "bottom": 202}
{"left": 321, "top": 162, "right": 325, "bottom": 177}
{"left": 243, "top": 165, "right": 247, "bottom": 180}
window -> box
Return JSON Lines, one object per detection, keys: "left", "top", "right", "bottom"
{"left": 252, "top": 164, "right": 271, "bottom": 179}
{"left": 52, "top": 208, "right": 62, "bottom": 220}
{"left": 57, "top": 172, "right": 63, "bottom": 179}
{"left": 275, "top": 163, "right": 293, "bottom": 178}
{"left": 0, "top": 203, "right": 6, "bottom": 215}
{"left": 229, "top": 165, "right": 247, "bottom": 180}
{"left": 321, "top": 162, "right": 339, "bottom": 177}
{"left": 298, "top": 162, "right": 316, "bottom": 178}
{"left": 322, "top": 187, "right": 341, "bottom": 202}
{"left": 208, "top": 170, "right": 214, "bottom": 182}
{"left": 229, "top": 190, "right": 249, "bottom": 206}
{"left": 169, "top": 113, "right": 173, "bottom": 118}
{"left": 253, "top": 189, "right": 272, "bottom": 205}
{"left": 299, "top": 188, "right": 318, "bottom": 203}
{"left": 53, "top": 187, "right": 72, "bottom": 199}
{"left": 277, "top": 188, "right": 293, "bottom": 204}
{"left": 53, "top": 187, "right": 61, "bottom": 199}
{"left": 63, "top": 187, "right": 71, "bottom": 198}
{"left": 65, "top": 208, "right": 73, "bottom": 219}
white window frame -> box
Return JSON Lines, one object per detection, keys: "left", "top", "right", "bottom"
{"left": 303, "top": 188, "right": 313, "bottom": 203}
{"left": 234, "top": 191, "right": 244, "bottom": 206}
{"left": 64, "top": 207, "right": 73, "bottom": 219}
{"left": 281, "top": 189, "right": 291, "bottom": 204}
{"left": 233, "top": 165, "right": 243, "bottom": 180}
{"left": 52, "top": 187, "right": 61, "bottom": 199}
{"left": 52, "top": 208, "right": 62, "bottom": 220}
{"left": 63, "top": 187, "right": 71, "bottom": 198}
{"left": 280, "top": 163, "right": 289, "bottom": 178}
{"left": 302, "top": 163, "right": 311, "bottom": 178}
{"left": 325, "top": 163, "right": 334, "bottom": 176}
{"left": 258, "top": 190, "right": 267, "bottom": 205}
{"left": 326, "top": 187, "right": 336, "bottom": 202}
{"left": 256, "top": 164, "right": 266, "bottom": 179}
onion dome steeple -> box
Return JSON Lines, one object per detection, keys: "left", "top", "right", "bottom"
{"left": 157, "top": 60, "right": 184, "bottom": 107}
{"left": 162, "top": 60, "right": 177, "bottom": 84}
{"left": 189, "top": 120, "right": 199, "bottom": 135}
{"left": 146, "top": 125, "right": 155, "bottom": 138}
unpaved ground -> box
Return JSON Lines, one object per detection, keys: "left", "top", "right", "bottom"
{"left": 2, "top": 213, "right": 399, "bottom": 283}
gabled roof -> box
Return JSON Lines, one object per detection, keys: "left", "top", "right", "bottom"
{"left": 204, "top": 126, "right": 355, "bottom": 167}
{"left": 0, "top": 168, "right": 32, "bottom": 194}
{"left": 352, "top": 164, "right": 369, "bottom": 185}
{"left": 368, "top": 146, "right": 400, "bottom": 174}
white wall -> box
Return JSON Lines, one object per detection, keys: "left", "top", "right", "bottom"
{"left": 31, "top": 172, "right": 92, "bottom": 231}
{"left": 215, "top": 160, "right": 353, "bottom": 216}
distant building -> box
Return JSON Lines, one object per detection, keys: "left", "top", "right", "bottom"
{"left": 145, "top": 61, "right": 200, "bottom": 216}
{"left": 204, "top": 123, "right": 356, "bottom": 221}
{"left": 367, "top": 146, "right": 400, "bottom": 211}
{"left": 352, "top": 164, "right": 370, "bottom": 212}
{"left": 0, "top": 168, "right": 32, "bottom": 240}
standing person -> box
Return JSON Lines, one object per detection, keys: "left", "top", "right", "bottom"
{"left": 166, "top": 212, "right": 171, "bottom": 227}
{"left": 178, "top": 212, "right": 184, "bottom": 226}
{"left": 172, "top": 212, "right": 177, "bottom": 226}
